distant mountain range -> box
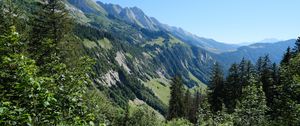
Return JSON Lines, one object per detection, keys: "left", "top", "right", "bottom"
{"left": 216, "top": 39, "right": 296, "bottom": 69}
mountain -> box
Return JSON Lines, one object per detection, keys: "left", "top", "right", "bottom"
{"left": 4, "top": 0, "right": 296, "bottom": 120}
{"left": 94, "top": 0, "right": 295, "bottom": 67}
{"left": 154, "top": 23, "right": 240, "bottom": 53}
{"left": 65, "top": 0, "right": 218, "bottom": 115}
{"left": 97, "top": 2, "right": 160, "bottom": 31}
{"left": 69, "top": 0, "right": 214, "bottom": 85}
{"left": 63, "top": 0, "right": 297, "bottom": 116}
{"left": 68, "top": 0, "right": 107, "bottom": 15}
{"left": 96, "top": 1, "right": 240, "bottom": 53}
{"left": 216, "top": 39, "right": 296, "bottom": 69}
{"left": 258, "top": 38, "right": 281, "bottom": 43}
{"left": 239, "top": 38, "right": 282, "bottom": 46}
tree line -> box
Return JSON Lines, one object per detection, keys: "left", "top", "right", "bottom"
{"left": 167, "top": 38, "right": 300, "bottom": 125}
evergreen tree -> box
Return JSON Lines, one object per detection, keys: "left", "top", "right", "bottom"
{"left": 281, "top": 47, "right": 292, "bottom": 65}
{"left": 28, "top": 0, "right": 71, "bottom": 67}
{"left": 239, "top": 58, "right": 253, "bottom": 86}
{"left": 224, "top": 63, "right": 239, "bottom": 112}
{"left": 234, "top": 78, "right": 268, "bottom": 126}
{"left": 293, "top": 36, "right": 300, "bottom": 53}
{"left": 0, "top": 0, "right": 23, "bottom": 34}
{"left": 271, "top": 63, "right": 279, "bottom": 87}
{"left": 167, "top": 76, "right": 185, "bottom": 120}
{"left": 208, "top": 63, "right": 225, "bottom": 112}
{"left": 183, "top": 90, "right": 193, "bottom": 121}
{"left": 256, "top": 57, "right": 263, "bottom": 73}
{"left": 238, "top": 58, "right": 248, "bottom": 86}
{"left": 190, "top": 91, "right": 202, "bottom": 123}
{"left": 273, "top": 54, "right": 300, "bottom": 125}
{"left": 25, "top": 0, "right": 95, "bottom": 124}
{"left": 257, "top": 55, "right": 276, "bottom": 108}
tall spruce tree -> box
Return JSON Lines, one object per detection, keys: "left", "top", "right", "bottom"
{"left": 281, "top": 47, "right": 292, "bottom": 65}
{"left": 293, "top": 37, "right": 300, "bottom": 53}
{"left": 224, "top": 59, "right": 255, "bottom": 113}
{"left": 28, "top": 0, "right": 71, "bottom": 67}
{"left": 274, "top": 53, "right": 300, "bottom": 125}
{"left": 208, "top": 63, "right": 225, "bottom": 112}
{"left": 167, "top": 76, "right": 185, "bottom": 120}
{"left": 190, "top": 91, "right": 202, "bottom": 124}
{"left": 271, "top": 63, "right": 279, "bottom": 87}
{"left": 257, "top": 55, "right": 276, "bottom": 108}
{"left": 26, "top": 0, "right": 94, "bottom": 124}
{"left": 183, "top": 90, "right": 193, "bottom": 121}
{"left": 224, "top": 63, "right": 239, "bottom": 112}
{"left": 238, "top": 58, "right": 247, "bottom": 86}
{"left": 238, "top": 58, "right": 254, "bottom": 86}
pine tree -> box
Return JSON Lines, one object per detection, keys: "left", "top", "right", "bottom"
{"left": 271, "top": 63, "right": 279, "bottom": 86}
{"left": 238, "top": 58, "right": 247, "bottom": 86}
{"left": 224, "top": 63, "right": 239, "bottom": 112}
{"left": 293, "top": 36, "right": 300, "bottom": 53}
{"left": 234, "top": 78, "right": 268, "bottom": 126}
{"left": 239, "top": 58, "right": 253, "bottom": 86}
{"left": 281, "top": 47, "right": 292, "bottom": 65}
{"left": 208, "top": 63, "right": 225, "bottom": 112}
{"left": 257, "top": 55, "right": 276, "bottom": 108}
{"left": 0, "top": 0, "right": 22, "bottom": 33}
{"left": 167, "top": 76, "right": 185, "bottom": 120}
{"left": 256, "top": 57, "right": 263, "bottom": 73}
{"left": 26, "top": 0, "right": 94, "bottom": 124}
{"left": 273, "top": 53, "right": 300, "bottom": 125}
{"left": 28, "top": 0, "right": 71, "bottom": 67}
{"left": 190, "top": 91, "right": 202, "bottom": 123}
{"left": 183, "top": 90, "right": 193, "bottom": 121}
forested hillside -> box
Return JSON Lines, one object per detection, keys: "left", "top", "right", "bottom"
{"left": 0, "top": 0, "right": 299, "bottom": 125}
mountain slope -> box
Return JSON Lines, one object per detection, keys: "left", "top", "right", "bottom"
{"left": 66, "top": 0, "right": 296, "bottom": 116}
{"left": 67, "top": 0, "right": 215, "bottom": 115}
{"left": 96, "top": 1, "right": 239, "bottom": 53}
{"left": 68, "top": 0, "right": 107, "bottom": 15}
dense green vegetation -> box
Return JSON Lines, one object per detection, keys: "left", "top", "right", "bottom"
{"left": 166, "top": 40, "right": 300, "bottom": 125}
{"left": 0, "top": 0, "right": 201, "bottom": 125}
{"left": 199, "top": 42, "right": 300, "bottom": 126}
{"left": 1, "top": 0, "right": 299, "bottom": 125}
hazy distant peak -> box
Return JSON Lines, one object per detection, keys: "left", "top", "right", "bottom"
{"left": 258, "top": 38, "right": 281, "bottom": 43}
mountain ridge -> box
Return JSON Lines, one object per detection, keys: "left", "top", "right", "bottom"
{"left": 96, "top": 0, "right": 241, "bottom": 53}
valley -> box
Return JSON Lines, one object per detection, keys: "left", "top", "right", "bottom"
{"left": 0, "top": 0, "right": 299, "bottom": 125}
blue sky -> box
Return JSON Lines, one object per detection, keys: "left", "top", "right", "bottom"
{"left": 98, "top": 0, "right": 300, "bottom": 44}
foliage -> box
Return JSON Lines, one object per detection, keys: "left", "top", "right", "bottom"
{"left": 165, "top": 118, "right": 193, "bottom": 126}
{"left": 223, "top": 63, "right": 239, "bottom": 112}
{"left": 208, "top": 63, "right": 225, "bottom": 112}
{"left": 234, "top": 79, "right": 269, "bottom": 126}
{"left": 273, "top": 53, "right": 300, "bottom": 125}
{"left": 167, "top": 76, "right": 185, "bottom": 120}
{"left": 2, "top": 0, "right": 300, "bottom": 125}
{"left": 0, "top": 1, "right": 120, "bottom": 125}
{"left": 125, "top": 106, "right": 163, "bottom": 126}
